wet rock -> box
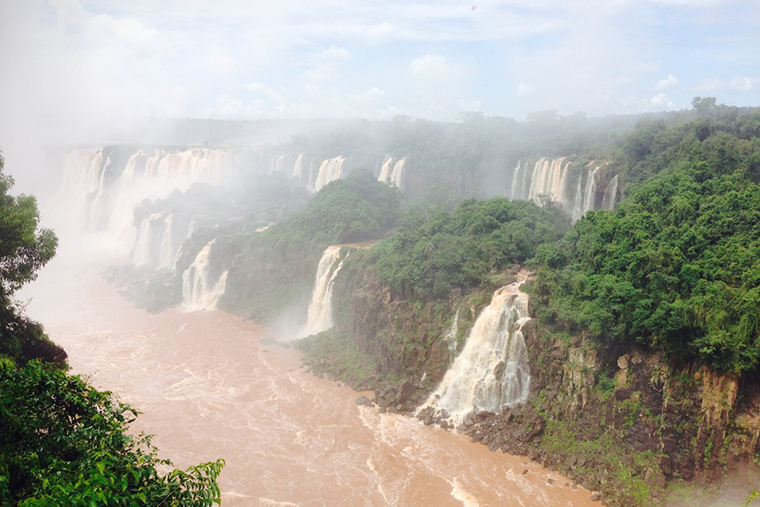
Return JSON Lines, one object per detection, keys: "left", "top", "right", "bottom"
{"left": 356, "top": 396, "right": 371, "bottom": 406}
{"left": 589, "top": 491, "right": 601, "bottom": 501}
{"left": 521, "top": 469, "right": 529, "bottom": 475}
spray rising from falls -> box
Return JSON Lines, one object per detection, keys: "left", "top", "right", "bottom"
{"left": 181, "top": 240, "right": 228, "bottom": 311}
{"left": 301, "top": 246, "right": 347, "bottom": 337}
{"left": 424, "top": 282, "right": 531, "bottom": 421}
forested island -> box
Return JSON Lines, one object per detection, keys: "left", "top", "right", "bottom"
{"left": 3, "top": 99, "right": 760, "bottom": 505}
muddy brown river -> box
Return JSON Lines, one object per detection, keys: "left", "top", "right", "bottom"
{"left": 21, "top": 235, "right": 597, "bottom": 507}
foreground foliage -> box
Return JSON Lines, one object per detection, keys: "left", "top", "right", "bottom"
{"left": 0, "top": 360, "right": 224, "bottom": 506}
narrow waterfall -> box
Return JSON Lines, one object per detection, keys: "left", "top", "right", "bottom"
{"left": 301, "top": 246, "right": 347, "bottom": 336}
{"left": 571, "top": 175, "right": 585, "bottom": 222}
{"left": 157, "top": 214, "right": 175, "bottom": 269}
{"left": 131, "top": 216, "right": 157, "bottom": 266}
{"left": 293, "top": 154, "right": 304, "bottom": 179}
{"left": 181, "top": 240, "right": 228, "bottom": 311}
{"left": 378, "top": 157, "right": 394, "bottom": 183}
{"left": 509, "top": 161, "right": 523, "bottom": 201}
{"left": 390, "top": 159, "right": 406, "bottom": 189}
{"left": 443, "top": 310, "right": 460, "bottom": 362}
{"left": 583, "top": 166, "right": 601, "bottom": 215}
{"left": 602, "top": 174, "right": 620, "bottom": 210}
{"left": 423, "top": 282, "right": 531, "bottom": 421}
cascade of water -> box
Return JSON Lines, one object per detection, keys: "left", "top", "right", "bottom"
{"left": 571, "top": 175, "right": 585, "bottom": 222}
{"left": 527, "top": 158, "right": 548, "bottom": 201}
{"left": 422, "top": 282, "right": 531, "bottom": 421}
{"left": 378, "top": 156, "right": 394, "bottom": 184}
{"left": 509, "top": 161, "right": 523, "bottom": 200}
{"left": 301, "top": 246, "right": 347, "bottom": 336}
{"left": 314, "top": 157, "right": 346, "bottom": 191}
{"left": 63, "top": 149, "right": 102, "bottom": 194}
{"left": 582, "top": 165, "right": 600, "bottom": 215}
{"left": 158, "top": 214, "right": 175, "bottom": 269}
{"left": 293, "top": 154, "right": 304, "bottom": 179}
{"left": 182, "top": 240, "right": 228, "bottom": 311}
{"left": 444, "top": 310, "right": 460, "bottom": 362}
{"left": 602, "top": 174, "right": 619, "bottom": 210}
{"left": 390, "top": 159, "right": 406, "bottom": 189}
{"left": 131, "top": 217, "right": 155, "bottom": 266}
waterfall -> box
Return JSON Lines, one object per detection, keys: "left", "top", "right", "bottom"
{"left": 131, "top": 215, "right": 158, "bottom": 266}
{"left": 583, "top": 165, "right": 601, "bottom": 215}
{"left": 63, "top": 149, "right": 102, "bottom": 195}
{"left": 377, "top": 157, "right": 406, "bottom": 189}
{"left": 301, "top": 246, "right": 347, "bottom": 336}
{"left": 602, "top": 174, "right": 619, "bottom": 210}
{"left": 378, "top": 157, "right": 394, "bottom": 183}
{"left": 444, "top": 310, "right": 460, "bottom": 362}
{"left": 390, "top": 159, "right": 406, "bottom": 189}
{"left": 422, "top": 282, "right": 531, "bottom": 421}
{"left": 181, "top": 240, "right": 228, "bottom": 311}
{"left": 509, "top": 157, "right": 619, "bottom": 223}
{"left": 509, "top": 161, "right": 523, "bottom": 201}
{"left": 293, "top": 154, "right": 304, "bottom": 179}
{"left": 314, "top": 157, "right": 346, "bottom": 192}
{"left": 571, "top": 175, "right": 585, "bottom": 222}
{"left": 64, "top": 146, "right": 244, "bottom": 239}
{"left": 158, "top": 214, "right": 175, "bottom": 269}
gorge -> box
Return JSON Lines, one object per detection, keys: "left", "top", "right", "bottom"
{"left": 8, "top": 109, "right": 760, "bottom": 506}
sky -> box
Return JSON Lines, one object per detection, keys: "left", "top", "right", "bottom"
{"left": 1, "top": 0, "right": 760, "bottom": 149}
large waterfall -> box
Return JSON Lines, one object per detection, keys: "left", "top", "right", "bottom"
{"left": 510, "top": 158, "right": 617, "bottom": 221}
{"left": 62, "top": 146, "right": 354, "bottom": 271}
{"left": 314, "top": 157, "right": 346, "bottom": 192}
{"left": 181, "top": 240, "right": 228, "bottom": 311}
{"left": 301, "top": 246, "right": 347, "bottom": 336}
{"left": 423, "top": 282, "right": 531, "bottom": 421}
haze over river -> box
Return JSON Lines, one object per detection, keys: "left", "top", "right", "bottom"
{"left": 20, "top": 233, "right": 596, "bottom": 507}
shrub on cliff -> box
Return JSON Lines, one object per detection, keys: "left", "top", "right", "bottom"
{"left": 534, "top": 115, "right": 760, "bottom": 374}
{"left": 375, "top": 197, "right": 569, "bottom": 300}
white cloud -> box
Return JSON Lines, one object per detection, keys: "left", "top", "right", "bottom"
{"left": 349, "top": 87, "right": 384, "bottom": 103}
{"left": 654, "top": 74, "right": 678, "bottom": 91}
{"left": 318, "top": 46, "right": 352, "bottom": 61}
{"left": 516, "top": 83, "right": 533, "bottom": 96}
{"left": 694, "top": 78, "right": 723, "bottom": 92}
{"left": 730, "top": 76, "right": 760, "bottom": 92}
{"left": 366, "top": 22, "right": 396, "bottom": 43}
{"left": 408, "top": 54, "right": 471, "bottom": 81}
{"left": 457, "top": 98, "right": 482, "bottom": 111}
{"left": 649, "top": 93, "right": 676, "bottom": 109}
